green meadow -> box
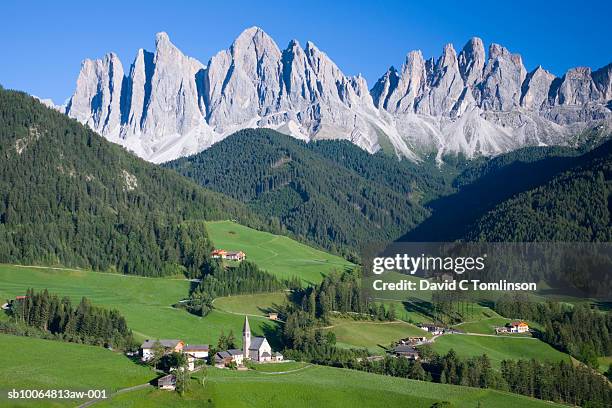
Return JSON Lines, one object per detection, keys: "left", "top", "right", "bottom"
{"left": 97, "top": 365, "right": 563, "bottom": 408}
{"left": 206, "top": 221, "right": 354, "bottom": 283}
{"left": 0, "top": 334, "right": 155, "bottom": 407}
{"left": 454, "top": 317, "right": 543, "bottom": 335}
{"left": 430, "top": 334, "right": 571, "bottom": 368}
{"left": 327, "top": 317, "right": 431, "bottom": 353}
{"left": 0, "top": 264, "right": 277, "bottom": 346}
{"left": 213, "top": 292, "right": 289, "bottom": 316}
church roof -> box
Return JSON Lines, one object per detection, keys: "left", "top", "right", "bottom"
{"left": 261, "top": 351, "right": 271, "bottom": 357}
{"left": 249, "top": 336, "right": 266, "bottom": 350}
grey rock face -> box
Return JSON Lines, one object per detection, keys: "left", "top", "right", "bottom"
{"left": 458, "top": 37, "right": 485, "bottom": 87}
{"left": 478, "top": 44, "right": 527, "bottom": 111}
{"left": 554, "top": 67, "right": 602, "bottom": 105}
{"left": 68, "top": 53, "right": 124, "bottom": 136}
{"left": 521, "top": 66, "right": 556, "bottom": 110}
{"left": 64, "top": 29, "right": 611, "bottom": 163}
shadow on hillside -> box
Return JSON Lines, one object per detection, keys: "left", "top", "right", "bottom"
{"left": 259, "top": 321, "right": 285, "bottom": 351}
{"left": 398, "top": 155, "right": 579, "bottom": 242}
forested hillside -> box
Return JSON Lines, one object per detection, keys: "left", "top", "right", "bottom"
{"left": 0, "top": 89, "right": 263, "bottom": 276}
{"left": 165, "top": 129, "right": 452, "bottom": 256}
{"left": 464, "top": 140, "right": 612, "bottom": 241}
{"left": 400, "top": 138, "right": 611, "bottom": 242}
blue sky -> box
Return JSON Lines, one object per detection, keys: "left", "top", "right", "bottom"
{"left": 1, "top": 0, "right": 610, "bottom": 103}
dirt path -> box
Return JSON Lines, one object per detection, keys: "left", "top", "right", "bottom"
{"left": 211, "top": 298, "right": 285, "bottom": 322}
{"left": 255, "top": 364, "right": 313, "bottom": 375}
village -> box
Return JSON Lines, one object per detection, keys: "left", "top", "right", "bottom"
{"left": 387, "top": 321, "right": 530, "bottom": 361}
{"left": 141, "top": 315, "right": 284, "bottom": 391}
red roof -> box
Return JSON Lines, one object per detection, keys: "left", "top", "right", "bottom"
{"left": 510, "top": 321, "right": 528, "bottom": 327}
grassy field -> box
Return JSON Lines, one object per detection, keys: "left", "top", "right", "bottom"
{"left": 251, "top": 361, "right": 309, "bottom": 372}
{"left": 0, "top": 265, "right": 278, "bottom": 346}
{"left": 213, "top": 292, "right": 288, "bottom": 316}
{"left": 597, "top": 356, "right": 612, "bottom": 373}
{"left": 206, "top": 221, "right": 354, "bottom": 283}
{"left": 0, "top": 334, "right": 156, "bottom": 407}
{"left": 97, "top": 365, "right": 563, "bottom": 408}
{"left": 430, "top": 334, "right": 571, "bottom": 368}
{"left": 326, "top": 317, "right": 431, "bottom": 353}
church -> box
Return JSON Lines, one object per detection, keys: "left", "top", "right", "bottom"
{"left": 243, "top": 316, "right": 283, "bottom": 363}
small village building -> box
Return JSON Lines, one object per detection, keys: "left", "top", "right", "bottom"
{"left": 184, "top": 344, "right": 209, "bottom": 371}
{"left": 214, "top": 351, "right": 233, "bottom": 368}
{"left": 419, "top": 324, "right": 443, "bottom": 335}
{"left": 211, "top": 249, "right": 246, "bottom": 261}
{"left": 183, "top": 344, "right": 209, "bottom": 359}
{"left": 226, "top": 251, "right": 246, "bottom": 261}
{"left": 211, "top": 249, "right": 228, "bottom": 259}
{"left": 509, "top": 321, "right": 529, "bottom": 333}
{"left": 392, "top": 345, "right": 420, "bottom": 360}
{"left": 214, "top": 349, "right": 244, "bottom": 367}
{"left": 399, "top": 336, "right": 427, "bottom": 345}
{"left": 268, "top": 312, "right": 279, "bottom": 321}
{"left": 157, "top": 374, "right": 176, "bottom": 391}
{"left": 140, "top": 339, "right": 184, "bottom": 362}
{"left": 495, "top": 326, "right": 509, "bottom": 334}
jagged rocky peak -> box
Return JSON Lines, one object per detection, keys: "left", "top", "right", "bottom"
{"left": 67, "top": 52, "right": 124, "bottom": 135}
{"left": 458, "top": 37, "right": 485, "bottom": 86}
{"left": 555, "top": 66, "right": 602, "bottom": 105}
{"left": 63, "top": 29, "right": 612, "bottom": 163}
{"left": 370, "top": 66, "right": 399, "bottom": 109}
{"left": 206, "top": 26, "right": 283, "bottom": 129}
{"left": 521, "top": 66, "right": 556, "bottom": 109}
{"left": 387, "top": 50, "right": 428, "bottom": 113}
{"left": 592, "top": 63, "right": 612, "bottom": 100}
{"left": 416, "top": 43, "right": 465, "bottom": 116}
{"left": 478, "top": 43, "right": 526, "bottom": 111}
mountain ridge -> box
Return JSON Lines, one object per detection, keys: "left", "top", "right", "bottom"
{"left": 58, "top": 27, "right": 612, "bottom": 163}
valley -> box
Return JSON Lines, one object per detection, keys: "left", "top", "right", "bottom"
{"left": 0, "top": 88, "right": 610, "bottom": 407}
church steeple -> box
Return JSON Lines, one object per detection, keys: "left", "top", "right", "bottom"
{"left": 243, "top": 315, "right": 251, "bottom": 359}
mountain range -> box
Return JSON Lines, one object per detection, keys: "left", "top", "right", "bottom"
{"left": 54, "top": 27, "right": 612, "bottom": 163}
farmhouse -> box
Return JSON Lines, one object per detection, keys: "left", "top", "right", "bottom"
{"left": 268, "top": 312, "right": 279, "bottom": 321}
{"left": 211, "top": 249, "right": 246, "bottom": 261}
{"left": 495, "top": 321, "right": 530, "bottom": 334}
{"left": 509, "top": 321, "right": 529, "bottom": 333}
{"left": 419, "top": 324, "right": 444, "bottom": 335}
{"left": 140, "top": 339, "right": 184, "bottom": 362}
{"left": 184, "top": 344, "right": 209, "bottom": 371}
{"left": 391, "top": 344, "right": 420, "bottom": 360}
{"left": 399, "top": 336, "right": 427, "bottom": 345}
{"left": 214, "top": 349, "right": 244, "bottom": 367}
{"left": 226, "top": 251, "right": 246, "bottom": 261}
{"left": 157, "top": 374, "right": 176, "bottom": 391}
{"left": 211, "top": 249, "right": 227, "bottom": 259}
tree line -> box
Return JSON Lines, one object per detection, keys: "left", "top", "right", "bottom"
{"left": 290, "top": 269, "right": 396, "bottom": 322}
{"left": 495, "top": 293, "right": 612, "bottom": 366}
{"left": 183, "top": 260, "right": 285, "bottom": 316}
{"left": 2, "top": 288, "right": 135, "bottom": 350}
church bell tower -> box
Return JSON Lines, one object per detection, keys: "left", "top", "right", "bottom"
{"left": 243, "top": 315, "right": 251, "bottom": 359}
